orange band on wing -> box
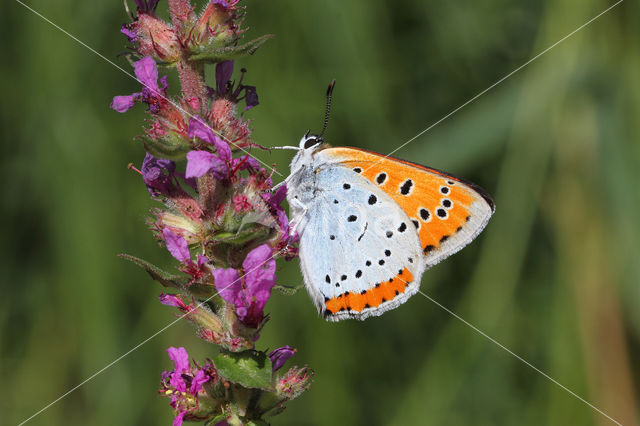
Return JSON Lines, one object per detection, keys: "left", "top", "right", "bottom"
{"left": 324, "top": 268, "right": 413, "bottom": 314}
{"left": 321, "top": 147, "right": 489, "bottom": 255}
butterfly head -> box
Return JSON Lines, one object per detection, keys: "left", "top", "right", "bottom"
{"left": 289, "top": 81, "right": 336, "bottom": 175}
{"left": 299, "top": 130, "right": 324, "bottom": 151}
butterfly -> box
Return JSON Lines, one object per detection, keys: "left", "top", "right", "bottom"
{"left": 280, "top": 81, "right": 495, "bottom": 321}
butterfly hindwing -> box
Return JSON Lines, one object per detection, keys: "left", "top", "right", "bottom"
{"left": 317, "top": 147, "right": 495, "bottom": 267}
{"left": 297, "top": 166, "right": 425, "bottom": 321}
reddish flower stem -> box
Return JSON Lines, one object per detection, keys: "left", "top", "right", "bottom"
{"left": 168, "top": 0, "right": 207, "bottom": 114}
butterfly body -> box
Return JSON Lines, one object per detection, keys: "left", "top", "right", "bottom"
{"left": 286, "top": 134, "right": 494, "bottom": 322}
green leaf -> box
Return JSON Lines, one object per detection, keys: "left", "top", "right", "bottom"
{"left": 190, "top": 34, "right": 274, "bottom": 62}
{"left": 213, "top": 350, "right": 273, "bottom": 390}
{"left": 118, "top": 254, "right": 188, "bottom": 289}
{"left": 274, "top": 284, "right": 303, "bottom": 296}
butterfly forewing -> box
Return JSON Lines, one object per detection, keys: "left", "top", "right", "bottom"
{"left": 318, "top": 147, "right": 495, "bottom": 267}
{"left": 297, "top": 166, "right": 425, "bottom": 321}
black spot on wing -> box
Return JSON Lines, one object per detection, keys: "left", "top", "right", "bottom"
{"left": 400, "top": 179, "right": 413, "bottom": 195}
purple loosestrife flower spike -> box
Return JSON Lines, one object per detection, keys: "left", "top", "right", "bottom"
{"left": 269, "top": 346, "right": 296, "bottom": 371}
{"left": 112, "top": 2, "right": 312, "bottom": 422}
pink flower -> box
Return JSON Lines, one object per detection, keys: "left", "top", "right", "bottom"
{"left": 110, "top": 57, "right": 168, "bottom": 113}
{"left": 160, "top": 347, "right": 216, "bottom": 426}
{"left": 269, "top": 346, "right": 296, "bottom": 371}
{"left": 275, "top": 366, "right": 314, "bottom": 400}
{"left": 162, "top": 229, "right": 210, "bottom": 281}
{"left": 163, "top": 228, "right": 190, "bottom": 263}
{"left": 213, "top": 61, "right": 260, "bottom": 110}
{"left": 212, "top": 244, "right": 276, "bottom": 328}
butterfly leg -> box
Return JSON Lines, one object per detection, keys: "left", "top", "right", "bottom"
{"left": 272, "top": 170, "right": 299, "bottom": 191}
{"left": 288, "top": 197, "right": 309, "bottom": 237}
{"left": 272, "top": 180, "right": 287, "bottom": 191}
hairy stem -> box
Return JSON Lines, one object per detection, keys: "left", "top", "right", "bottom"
{"left": 168, "top": 0, "right": 207, "bottom": 114}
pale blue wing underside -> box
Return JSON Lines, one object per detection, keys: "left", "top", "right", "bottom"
{"left": 297, "top": 166, "right": 425, "bottom": 319}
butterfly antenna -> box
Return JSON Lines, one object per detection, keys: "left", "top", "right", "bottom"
{"left": 319, "top": 79, "right": 336, "bottom": 138}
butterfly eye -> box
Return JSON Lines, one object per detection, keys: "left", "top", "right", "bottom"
{"left": 304, "top": 137, "right": 321, "bottom": 149}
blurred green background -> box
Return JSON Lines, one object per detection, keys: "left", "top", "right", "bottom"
{"left": 2, "top": 0, "right": 639, "bottom": 424}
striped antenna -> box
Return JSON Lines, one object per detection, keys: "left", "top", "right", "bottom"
{"left": 318, "top": 79, "right": 336, "bottom": 138}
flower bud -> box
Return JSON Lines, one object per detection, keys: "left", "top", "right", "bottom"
{"left": 153, "top": 210, "right": 202, "bottom": 245}
{"left": 128, "top": 13, "right": 181, "bottom": 63}
{"left": 208, "top": 98, "right": 251, "bottom": 148}
{"left": 275, "top": 366, "right": 314, "bottom": 400}
{"left": 189, "top": 1, "right": 242, "bottom": 51}
{"left": 268, "top": 346, "right": 296, "bottom": 372}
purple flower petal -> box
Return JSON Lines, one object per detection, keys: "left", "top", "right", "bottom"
{"left": 110, "top": 94, "right": 137, "bottom": 113}
{"left": 147, "top": 0, "right": 160, "bottom": 12}
{"left": 189, "top": 369, "right": 210, "bottom": 394}
{"left": 134, "top": 56, "right": 159, "bottom": 92}
{"left": 237, "top": 306, "right": 248, "bottom": 319}
{"left": 172, "top": 411, "right": 186, "bottom": 426}
{"left": 262, "top": 185, "right": 291, "bottom": 237}
{"left": 159, "top": 293, "right": 185, "bottom": 308}
{"left": 263, "top": 185, "right": 287, "bottom": 209}
{"left": 185, "top": 150, "right": 229, "bottom": 179}
{"left": 243, "top": 85, "right": 259, "bottom": 110}
{"left": 186, "top": 150, "right": 214, "bottom": 178}
{"left": 213, "top": 246, "right": 276, "bottom": 327}
{"left": 120, "top": 24, "right": 137, "bottom": 42}
{"left": 197, "top": 254, "right": 209, "bottom": 267}
{"left": 232, "top": 155, "right": 261, "bottom": 171}
{"left": 167, "top": 347, "right": 190, "bottom": 372}
{"left": 159, "top": 75, "right": 168, "bottom": 91}
{"left": 268, "top": 346, "right": 295, "bottom": 371}
{"left": 187, "top": 118, "right": 232, "bottom": 161}
{"left": 243, "top": 244, "right": 276, "bottom": 308}
{"left": 276, "top": 208, "right": 290, "bottom": 234}
{"left": 163, "top": 228, "right": 190, "bottom": 263}
{"left": 215, "top": 61, "right": 234, "bottom": 95}
{"left": 212, "top": 267, "right": 241, "bottom": 305}
{"left": 141, "top": 153, "right": 176, "bottom": 195}
{"left": 212, "top": 0, "right": 231, "bottom": 8}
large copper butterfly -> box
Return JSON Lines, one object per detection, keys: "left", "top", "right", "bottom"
{"left": 282, "top": 81, "right": 495, "bottom": 321}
